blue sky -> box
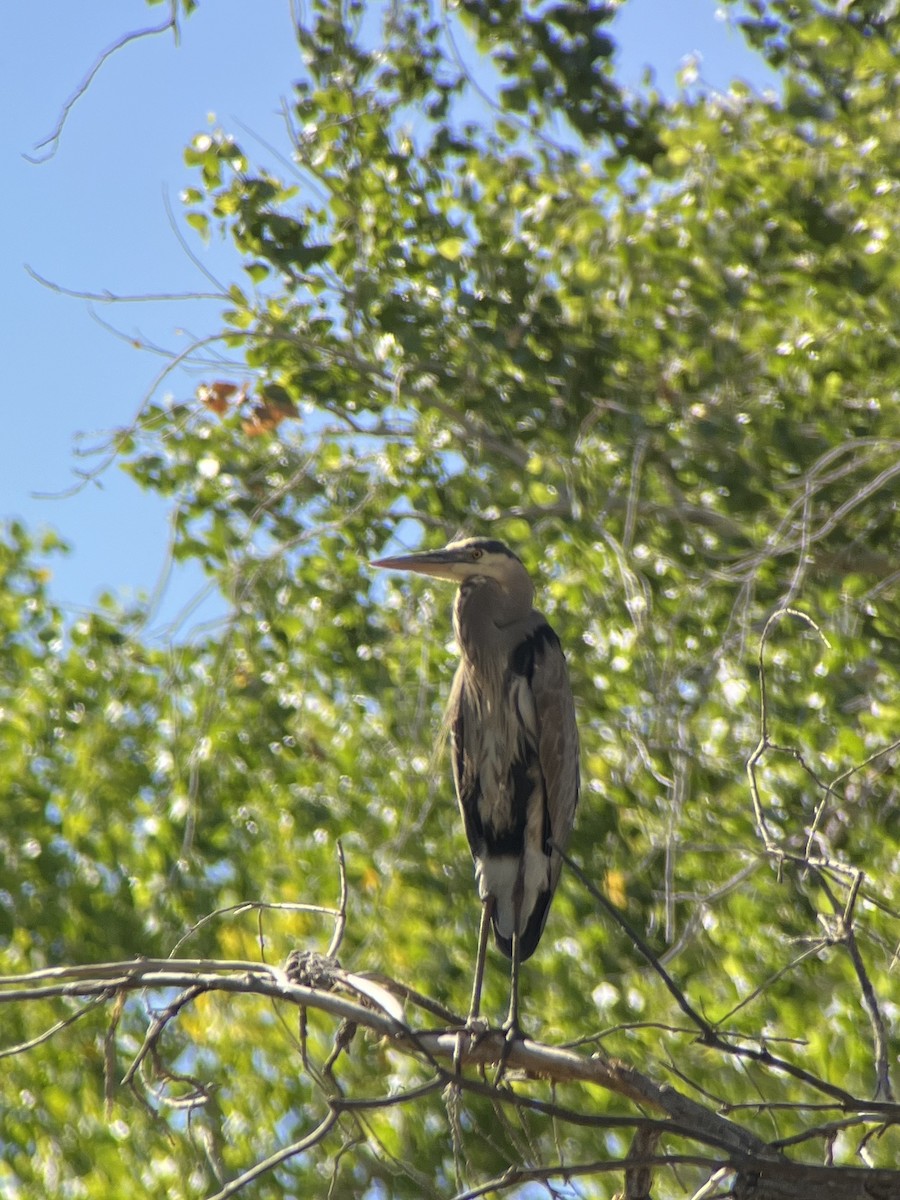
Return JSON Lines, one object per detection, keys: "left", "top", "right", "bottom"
{"left": 3, "top": 0, "right": 774, "bottom": 635}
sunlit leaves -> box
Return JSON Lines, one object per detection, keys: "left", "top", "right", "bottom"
{"left": 5, "top": 0, "right": 900, "bottom": 1195}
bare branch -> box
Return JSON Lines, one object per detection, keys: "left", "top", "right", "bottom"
{"left": 821, "top": 872, "right": 895, "bottom": 1102}
{"left": 122, "top": 984, "right": 207, "bottom": 1087}
{"left": 168, "top": 900, "right": 343, "bottom": 958}
{"left": 556, "top": 846, "right": 890, "bottom": 1113}
{"left": 0, "top": 992, "right": 111, "bottom": 1060}
{"left": 621, "top": 1126, "right": 662, "bottom": 1200}
{"left": 551, "top": 841, "right": 715, "bottom": 1039}
{"left": 205, "top": 1108, "right": 340, "bottom": 1200}
{"left": 806, "top": 736, "right": 900, "bottom": 860}
{"left": 772, "top": 1114, "right": 889, "bottom": 1151}
{"left": 716, "top": 943, "right": 828, "bottom": 1025}
{"left": 326, "top": 840, "right": 348, "bottom": 958}
{"left": 449, "top": 1155, "right": 723, "bottom": 1200}
{"left": 5, "top": 952, "right": 900, "bottom": 1197}
{"left": 746, "top": 606, "right": 833, "bottom": 852}
{"left": 725, "top": 438, "right": 900, "bottom": 583}
{"left": 25, "top": 264, "right": 225, "bottom": 304}
{"left": 27, "top": 17, "right": 180, "bottom": 163}
{"left": 0, "top": 955, "right": 776, "bottom": 1158}
{"left": 162, "top": 187, "right": 233, "bottom": 296}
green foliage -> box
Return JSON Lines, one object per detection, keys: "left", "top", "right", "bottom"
{"left": 4, "top": 1, "right": 900, "bottom": 1196}
{"left": 459, "top": 0, "right": 662, "bottom": 155}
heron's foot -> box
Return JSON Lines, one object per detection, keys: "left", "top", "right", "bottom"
{"left": 452, "top": 1015, "right": 492, "bottom": 1073}
{"left": 492, "top": 1016, "right": 523, "bottom": 1084}
{"left": 501, "top": 1004, "right": 525, "bottom": 1050}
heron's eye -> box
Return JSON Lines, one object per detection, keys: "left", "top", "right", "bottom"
{"left": 470, "top": 548, "right": 483, "bottom": 560}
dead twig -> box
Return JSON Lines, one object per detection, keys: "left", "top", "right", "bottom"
{"left": 27, "top": 15, "right": 180, "bottom": 163}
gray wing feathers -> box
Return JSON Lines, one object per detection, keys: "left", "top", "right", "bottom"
{"left": 447, "top": 667, "right": 481, "bottom": 853}
{"left": 531, "top": 633, "right": 580, "bottom": 892}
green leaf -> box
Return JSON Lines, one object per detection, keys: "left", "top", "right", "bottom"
{"left": 435, "top": 236, "right": 466, "bottom": 260}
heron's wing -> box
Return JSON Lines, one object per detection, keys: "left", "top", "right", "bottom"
{"left": 496, "top": 619, "right": 579, "bottom": 959}
{"left": 448, "top": 666, "right": 485, "bottom": 858}
{"left": 522, "top": 623, "right": 580, "bottom": 873}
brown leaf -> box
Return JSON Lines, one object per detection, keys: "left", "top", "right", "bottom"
{"left": 241, "top": 404, "right": 280, "bottom": 437}
{"left": 198, "top": 381, "right": 241, "bottom": 414}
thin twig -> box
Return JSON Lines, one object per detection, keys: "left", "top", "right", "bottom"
{"left": 162, "top": 187, "right": 235, "bottom": 296}
{"left": 0, "top": 992, "right": 111, "bottom": 1059}
{"left": 556, "top": 847, "right": 886, "bottom": 1112}
{"left": 327, "top": 841, "right": 348, "bottom": 958}
{"left": 168, "top": 901, "right": 343, "bottom": 958}
{"left": 333, "top": 1079, "right": 447, "bottom": 1112}
{"left": 807, "top": 736, "right": 900, "bottom": 859}
{"left": 822, "top": 871, "right": 894, "bottom": 1102}
{"left": 449, "top": 1155, "right": 722, "bottom": 1200}
{"left": 205, "top": 1108, "right": 340, "bottom": 1200}
{"left": 27, "top": 17, "right": 179, "bottom": 163}
{"left": 551, "top": 841, "right": 715, "bottom": 1038}
{"left": 715, "top": 943, "right": 827, "bottom": 1025}
{"left": 771, "top": 1114, "right": 889, "bottom": 1150}
{"left": 746, "top": 607, "right": 832, "bottom": 851}
{"left": 122, "top": 985, "right": 207, "bottom": 1086}
{"left": 25, "top": 264, "right": 224, "bottom": 303}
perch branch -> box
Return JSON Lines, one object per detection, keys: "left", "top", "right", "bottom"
{"left": 0, "top": 956, "right": 773, "bottom": 1160}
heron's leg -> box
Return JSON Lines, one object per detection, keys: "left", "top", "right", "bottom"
{"left": 454, "top": 897, "right": 495, "bottom": 1075}
{"left": 492, "top": 930, "right": 522, "bottom": 1084}
{"left": 503, "top": 929, "right": 522, "bottom": 1039}
{"left": 467, "top": 896, "right": 494, "bottom": 1026}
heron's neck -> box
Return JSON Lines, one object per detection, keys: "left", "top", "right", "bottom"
{"left": 452, "top": 579, "right": 532, "bottom": 673}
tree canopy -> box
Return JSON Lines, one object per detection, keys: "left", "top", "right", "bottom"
{"left": 3, "top": 1, "right": 900, "bottom": 1197}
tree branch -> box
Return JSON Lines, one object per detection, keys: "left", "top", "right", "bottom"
{"left": 205, "top": 1108, "right": 340, "bottom": 1200}
{"left": 555, "top": 845, "right": 898, "bottom": 1114}
{"left": 0, "top": 955, "right": 771, "bottom": 1160}
{"left": 26, "top": 15, "right": 180, "bottom": 163}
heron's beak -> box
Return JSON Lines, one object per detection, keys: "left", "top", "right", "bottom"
{"left": 370, "top": 549, "right": 464, "bottom": 581}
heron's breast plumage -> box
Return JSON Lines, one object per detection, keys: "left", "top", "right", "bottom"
{"left": 468, "top": 674, "right": 538, "bottom": 832}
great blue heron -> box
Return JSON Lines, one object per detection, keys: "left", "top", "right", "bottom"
{"left": 372, "top": 536, "right": 579, "bottom": 1036}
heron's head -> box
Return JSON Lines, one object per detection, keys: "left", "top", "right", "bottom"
{"left": 372, "top": 537, "right": 527, "bottom": 589}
